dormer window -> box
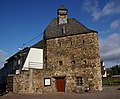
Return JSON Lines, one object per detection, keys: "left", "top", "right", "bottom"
{"left": 62, "top": 26, "right": 66, "bottom": 33}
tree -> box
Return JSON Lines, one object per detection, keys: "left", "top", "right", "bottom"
{"left": 110, "top": 65, "right": 120, "bottom": 75}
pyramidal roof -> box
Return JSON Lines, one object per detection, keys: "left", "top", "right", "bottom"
{"left": 58, "top": 4, "right": 67, "bottom": 10}
{"left": 44, "top": 5, "right": 97, "bottom": 39}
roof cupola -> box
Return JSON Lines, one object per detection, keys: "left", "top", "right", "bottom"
{"left": 57, "top": 5, "right": 68, "bottom": 25}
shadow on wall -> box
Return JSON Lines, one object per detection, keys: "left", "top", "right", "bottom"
{"left": 0, "top": 83, "right": 7, "bottom": 96}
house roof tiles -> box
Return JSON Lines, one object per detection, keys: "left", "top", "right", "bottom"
{"left": 31, "top": 40, "right": 44, "bottom": 49}
{"left": 44, "top": 18, "right": 96, "bottom": 39}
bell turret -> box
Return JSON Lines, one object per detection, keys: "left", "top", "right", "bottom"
{"left": 57, "top": 5, "right": 68, "bottom": 25}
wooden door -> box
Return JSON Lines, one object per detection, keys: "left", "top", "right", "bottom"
{"left": 56, "top": 78, "right": 65, "bottom": 92}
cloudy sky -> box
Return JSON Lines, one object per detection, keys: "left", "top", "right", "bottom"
{"left": 0, "top": 0, "right": 120, "bottom": 68}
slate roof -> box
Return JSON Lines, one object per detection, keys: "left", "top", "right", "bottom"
{"left": 44, "top": 18, "right": 96, "bottom": 39}
{"left": 6, "top": 47, "right": 30, "bottom": 61}
{"left": 6, "top": 40, "right": 43, "bottom": 62}
{"left": 32, "top": 40, "right": 44, "bottom": 49}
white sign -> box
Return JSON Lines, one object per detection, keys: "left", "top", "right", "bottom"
{"left": 44, "top": 78, "right": 51, "bottom": 86}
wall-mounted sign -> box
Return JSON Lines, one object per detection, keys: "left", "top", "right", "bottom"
{"left": 44, "top": 78, "right": 51, "bottom": 86}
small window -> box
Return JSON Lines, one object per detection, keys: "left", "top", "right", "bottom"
{"left": 44, "top": 57, "right": 47, "bottom": 61}
{"left": 76, "top": 77, "right": 83, "bottom": 86}
{"left": 59, "top": 61, "right": 63, "bottom": 66}
{"left": 83, "top": 60, "right": 87, "bottom": 64}
{"left": 58, "top": 42, "right": 61, "bottom": 47}
{"left": 44, "top": 78, "right": 51, "bottom": 86}
{"left": 70, "top": 41, "right": 72, "bottom": 45}
{"left": 18, "top": 59, "right": 21, "bottom": 65}
{"left": 83, "top": 40, "right": 85, "bottom": 44}
{"left": 62, "top": 26, "right": 66, "bottom": 33}
{"left": 72, "top": 60, "right": 75, "bottom": 65}
{"left": 13, "top": 61, "right": 17, "bottom": 66}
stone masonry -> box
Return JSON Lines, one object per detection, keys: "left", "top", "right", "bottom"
{"left": 12, "top": 5, "right": 102, "bottom": 94}
{"left": 44, "top": 32, "right": 102, "bottom": 92}
{"left": 12, "top": 32, "right": 102, "bottom": 94}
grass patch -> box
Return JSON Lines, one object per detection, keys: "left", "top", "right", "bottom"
{"left": 102, "top": 77, "right": 120, "bottom": 86}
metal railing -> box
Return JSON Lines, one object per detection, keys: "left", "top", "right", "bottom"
{"left": 28, "top": 62, "right": 43, "bottom": 69}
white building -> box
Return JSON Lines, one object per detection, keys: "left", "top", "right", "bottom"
{"left": 22, "top": 48, "right": 43, "bottom": 70}
{"left": 0, "top": 40, "right": 44, "bottom": 82}
{"left": 101, "top": 61, "right": 107, "bottom": 77}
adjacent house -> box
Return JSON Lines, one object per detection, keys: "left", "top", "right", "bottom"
{"left": 0, "top": 40, "right": 43, "bottom": 92}
{"left": 12, "top": 5, "right": 102, "bottom": 94}
{"left": 101, "top": 61, "right": 107, "bottom": 77}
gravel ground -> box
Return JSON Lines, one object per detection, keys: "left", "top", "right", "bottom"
{"left": 0, "top": 85, "right": 120, "bottom": 99}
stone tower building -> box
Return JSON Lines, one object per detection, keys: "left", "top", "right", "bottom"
{"left": 12, "top": 5, "right": 102, "bottom": 94}
{"left": 43, "top": 5, "right": 102, "bottom": 92}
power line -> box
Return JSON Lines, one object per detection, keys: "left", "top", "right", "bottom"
{"left": 21, "top": 32, "right": 43, "bottom": 48}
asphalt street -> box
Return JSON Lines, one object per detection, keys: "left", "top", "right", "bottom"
{"left": 0, "top": 85, "right": 120, "bottom": 99}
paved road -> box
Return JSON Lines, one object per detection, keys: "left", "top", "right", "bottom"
{"left": 0, "top": 86, "right": 120, "bottom": 99}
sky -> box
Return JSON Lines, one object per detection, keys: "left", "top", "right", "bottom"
{"left": 0, "top": 0, "right": 120, "bottom": 68}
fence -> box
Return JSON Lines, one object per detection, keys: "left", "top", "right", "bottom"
{"left": 28, "top": 62, "right": 43, "bottom": 69}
